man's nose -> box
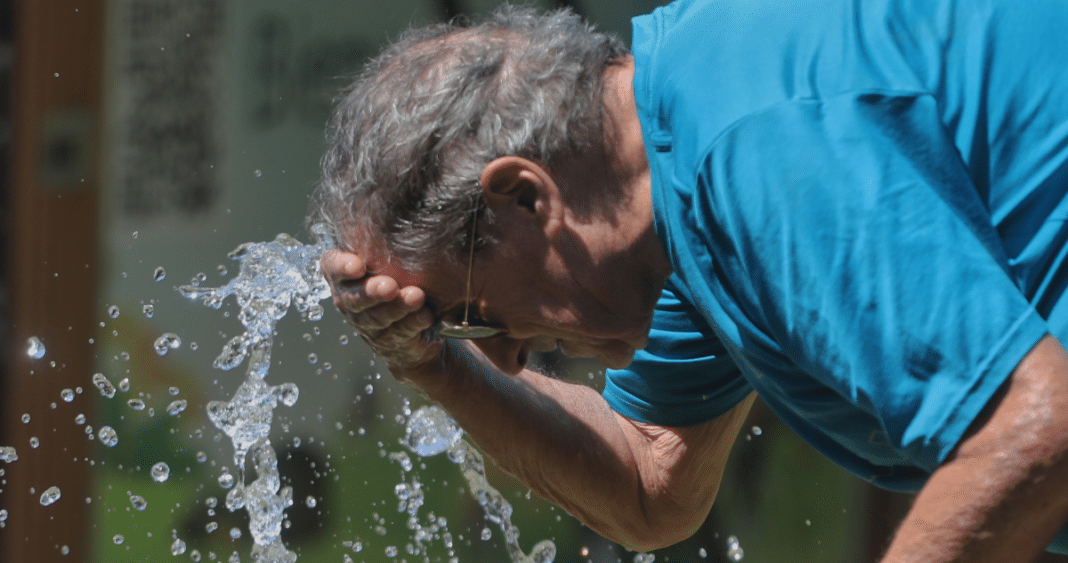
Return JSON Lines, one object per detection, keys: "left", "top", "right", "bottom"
{"left": 472, "top": 338, "right": 530, "bottom": 376}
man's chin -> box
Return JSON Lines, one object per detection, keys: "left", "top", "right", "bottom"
{"left": 559, "top": 341, "right": 635, "bottom": 370}
{"left": 598, "top": 350, "right": 635, "bottom": 370}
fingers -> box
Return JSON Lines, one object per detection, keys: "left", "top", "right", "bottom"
{"left": 330, "top": 276, "right": 425, "bottom": 329}
{"left": 320, "top": 247, "right": 440, "bottom": 372}
{"left": 322, "top": 249, "right": 425, "bottom": 306}
{"left": 321, "top": 248, "right": 366, "bottom": 284}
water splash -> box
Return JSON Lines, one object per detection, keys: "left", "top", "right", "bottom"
{"left": 180, "top": 226, "right": 333, "bottom": 563}
{"left": 179, "top": 227, "right": 332, "bottom": 372}
{"left": 403, "top": 405, "right": 557, "bottom": 563}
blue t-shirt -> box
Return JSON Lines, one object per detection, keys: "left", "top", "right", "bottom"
{"left": 603, "top": 0, "right": 1068, "bottom": 549}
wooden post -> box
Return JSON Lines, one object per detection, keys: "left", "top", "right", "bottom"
{"left": 0, "top": 0, "right": 103, "bottom": 561}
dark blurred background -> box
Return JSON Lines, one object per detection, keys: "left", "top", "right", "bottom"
{"left": 1, "top": 1, "right": 1060, "bottom": 562}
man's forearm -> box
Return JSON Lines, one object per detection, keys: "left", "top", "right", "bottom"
{"left": 881, "top": 336, "right": 1068, "bottom": 563}
{"left": 401, "top": 340, "right": 751, "bottom": 551}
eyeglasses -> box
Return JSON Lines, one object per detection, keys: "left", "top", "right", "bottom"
{"left": 436, "top": 202, "right": 508, "bottom": 339}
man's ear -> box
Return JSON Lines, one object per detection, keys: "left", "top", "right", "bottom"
{"left": 479, "top": 156, "right": 564, "bottom": 238}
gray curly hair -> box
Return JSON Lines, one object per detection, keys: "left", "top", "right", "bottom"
{"left": 314, "top": 5, "right": 628, "bottom": 271}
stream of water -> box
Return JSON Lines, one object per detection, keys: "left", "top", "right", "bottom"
{"left": 177, "top": 225, "right": 557, "bottom": 563}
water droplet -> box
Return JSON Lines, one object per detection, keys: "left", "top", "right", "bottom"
{"left": 751, "top": 426, "right": 762, "bottom": 436}
{"left": 304, "top": 495, "right": 317, "bottom": 508}
{"left": 127, "top": 399, "right": 146, "bottom": 411}
{"left": 217, "top": 264, "right": 227, "bottom": 276}
{"left": 339, "top": 335, "right": 349, "bottom": 345}
{"left": 634, "top": 553, "right": 656, "bottom": 563}
{"left": 229, "top": 527, "right": 241, "bottom": 539}
{"left": 129, "top": 494, "right": 147, "bottom": 511}
{"left": 153, "top": 266, "right": 166, "bottom": 282}
{"left": 698, "top": 547, "right": 708, "bottom": 558}
{"left": 205, "top": 522, "right": 218, "bottom": 534}
{"left": 481, "top": 527, "right": 492, "bottom": 541}
{"left": 151, "top": 462, "right": 170, "bottom": 483}
{"left": 60, "top": 545, "right": 69, "bottom": 555}
{"left": 170, "top": 538, "right": 187, "bottom": 556}
{"left": 29, "top": 437, "right": 39, "bottom": 448}
{"left": 113, "top": 534, "right": 124, "bottom": 545}
{"left": 60, "top": 388, "right": 75, "bottom": 402}
{"left": 385, "top": 546, "right": 398, "bottom": 558}
{"left": 142, "top": 304, "right": 154, "bottom": 318}
{"left": 74, "top": 413, "right": 86, "bottom": 425}
{"left": 97, "top": 426, "right": 118, "bottom": 447}
{"left": 169, "top": 386, "right": 180, "bottom": 396}
{"left": 726, "top": 535, "right": 744, "bottom": 561}
{"left": 253, "top": 169, "right": 262, "bottom": 178}
{"left": 196, "top": 451, "right": 208, "bottom": 463}
{"left": 92, "top": 373, "right": 116, "bottom": 398}
{"left": 0, "top": 509, "right": 7, "bottom": 522}
{"left": 190, "top": 549, "right": 202, "bottom": 562}
{"left": 365, "top": 384, "right": 374, "bottom": 395}
{"left": 166, "top": 399, "right": 188, "bottom": 416}
{"left": 21, "top": 413, "right": 30, "bottom": 423}
{"left": 118, "top": 378, "right": 130, "bottom": 392}
{"left": 26, "top": 336, "right": 45, "bottom": 359}
{"left": 275, "top": 383, "right": 298, "bottom": 407}
{"left": 40, "top": 485, "right": 61, "bottom": 506}
{"left": 228, "top": 551, "right": 240, "bottom": 563}
{"left": 218, "top": 472, "right": 234, "bottom": 489}
{"left": 154, "top": 333, "right": 181, "bottom": 355}
{"left": 107, "top": 305, "right": 120, "bottom": 318}
{"left": 0, "top": 446, "right": 18, "bottom": 462}
{"left": 307, "top": 353, "right": 317, "bottom": 364}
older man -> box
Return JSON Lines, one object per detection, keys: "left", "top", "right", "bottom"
{"left": 318, "top": 1, "right": 1068, "bottom": 561}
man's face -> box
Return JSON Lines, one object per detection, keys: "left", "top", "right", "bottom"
{"left": 363, "top": 236, "right": 653, "bottom": 376}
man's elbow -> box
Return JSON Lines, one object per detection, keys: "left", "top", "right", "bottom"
{"left": 601, "top": 499, "right": 709, "bottom": 553}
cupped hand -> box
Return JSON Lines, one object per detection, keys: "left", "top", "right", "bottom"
{"left": 321, "top": 248, "right": 443, "bottom": 377}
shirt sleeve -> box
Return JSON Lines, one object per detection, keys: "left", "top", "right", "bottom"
{"left": 695, "top": 91, "right": 1049, "bottom": 472}
{"left": 603, "top": 273, "right": 752, "bottom": 427}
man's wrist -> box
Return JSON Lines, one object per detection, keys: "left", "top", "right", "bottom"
{"left": 388, "top": 340, "right": 455, "bottom": 399}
